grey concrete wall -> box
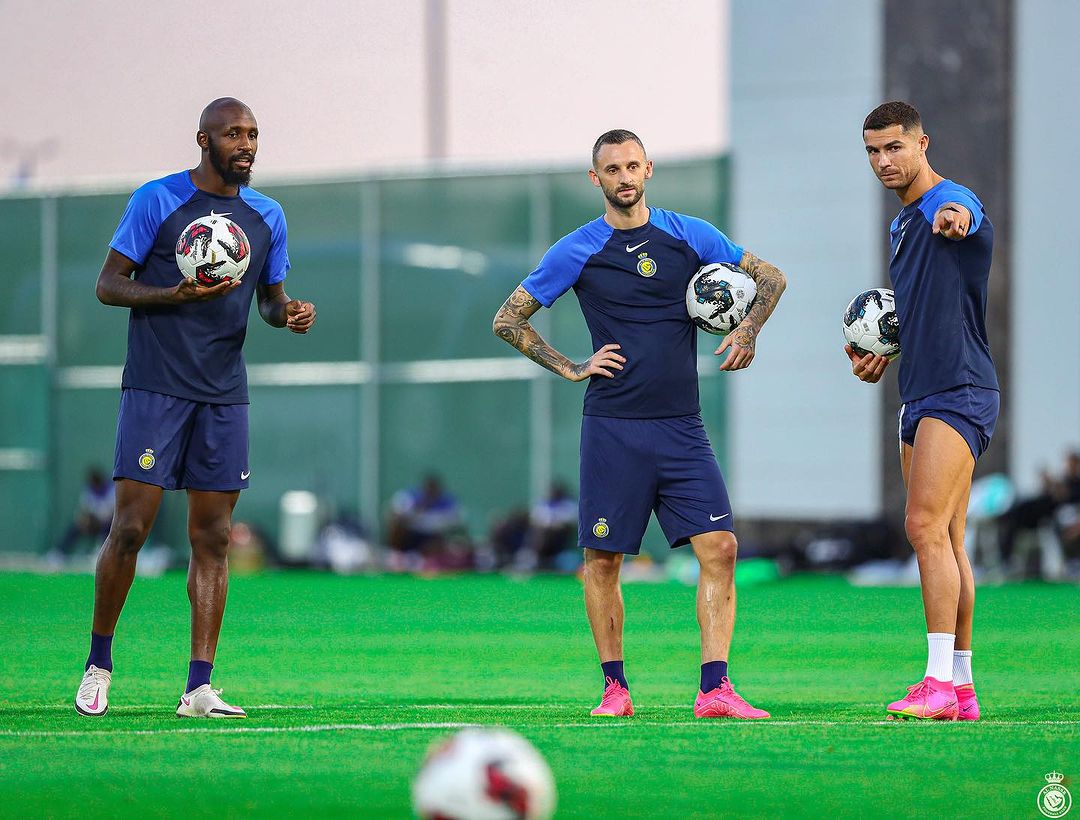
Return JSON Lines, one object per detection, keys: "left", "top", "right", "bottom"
{"left": 729, "top": 0, "right": 884, "bottom": 518}
{"left": 1010, "top": 0, "right": 1080, "bottom": 491}
{"left": 881, "top": 0, "right": 1013, "bottom": 515}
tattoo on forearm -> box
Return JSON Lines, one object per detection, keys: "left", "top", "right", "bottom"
{"left": 493, "top": 286, "right": 578, "bottom": 379}
{"left": 738, "top": 251, "right": 787, "bottom": 338}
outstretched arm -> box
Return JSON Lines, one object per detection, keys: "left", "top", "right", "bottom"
{"left": 95, "top": 248, "right": 238, "bottom": 307}
{"left": 931, "top": 203, "right": 973, "bottom": 240}
{"left": 492, "top": 285, "right": 624, "bottom": 382}
{"left": 714, "top": 250, "right": 788, "bottom": 371}
{"left": 257, "top": 281, "right": 316, "bottom": 333}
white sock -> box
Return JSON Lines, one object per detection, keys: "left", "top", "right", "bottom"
{"left": 925, "top": 633, "right": 955, "bottom": 682}
{"left": 953, "top": 650, "right": 973, "bottom": 686}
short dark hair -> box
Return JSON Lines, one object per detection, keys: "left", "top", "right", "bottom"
{"left": 592, "top": 129, "right": 646, "bottom": 164}
{"left": 863, "top": 101, "right": 922, "bottom": 133}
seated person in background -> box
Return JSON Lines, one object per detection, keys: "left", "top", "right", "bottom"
{"left": 525, "top": 481, "right": 578, "bottom": 570}
{"left": 998, "top": 449, "right": 1080, "bottom": 569}
{"left": 48, "top": 468, "right": 115, "bottom": 563}
{"left": 387, "top": 473, "right": 471, "bottom": 570}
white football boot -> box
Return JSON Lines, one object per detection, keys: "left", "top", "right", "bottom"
{"left": 74, "top": 665, "right": 112, "bottom": 716}
{"left": 176, "top": 684, "right": 247, "bottom": 718}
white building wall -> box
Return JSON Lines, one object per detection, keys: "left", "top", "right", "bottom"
{"left": 1010, "top": 0, "right": 1080, "bottom": 492}
{"left": 729, "top": 0, "right": 884, "bottom": 518}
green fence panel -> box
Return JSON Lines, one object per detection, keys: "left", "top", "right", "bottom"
{"left": 0, "top": 198, "right": 43, "bottom": 335}
{"left": 378, "top": 175, "right": 534, "bottom": 362}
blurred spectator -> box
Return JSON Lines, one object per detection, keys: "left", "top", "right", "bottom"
{"left": 46, "top": 468, "right": 114, "bottom": 564}
{"left": 524, "top": 481, "right": 579, "bottom": 571}
{"left": 387, "top": 473, "right": 472, "bottom": 571}
{"left": 997, "top": 449, "right": 1080, "bottom": 578}
{"left": 228, "top": 521, "right": 269, "bottom": 575}
{"left": 485, "top": 506, "right": 530, "bottom": 570}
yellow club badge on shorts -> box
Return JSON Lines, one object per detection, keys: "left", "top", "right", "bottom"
{"left": 636, "top": 253, "right": 657, "bottom": 277}
{"left": 592, "top": 517, "right": 610, "bottom": 538}
{"left": 138, "top": 449, "right": 156, "bottom": 470}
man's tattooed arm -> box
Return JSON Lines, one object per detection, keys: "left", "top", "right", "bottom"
{"left": 492, "top": 286, "right": 587, "bottom": 380}
{"left": 729, "top": 250, "right": 788, "bottom": 350}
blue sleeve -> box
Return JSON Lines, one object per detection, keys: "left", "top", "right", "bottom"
{"left": 261, "top": 205, "right": 290, "bottom": 286}
{"left": 652, "top": 210, "right": 744, "bottom": 266}
{"left": 240, "top": 189, "right": 291, "bottom": 285}
{"left": 109, "top": 183, "right": 173, "bottom": 265}
{"left": 920, "top": 182, "right": 985, "bottom": 235}
{"left": 520, "top": 222, "right": 610, "bottom": 307}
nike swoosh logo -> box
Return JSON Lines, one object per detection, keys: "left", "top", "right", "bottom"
{"left": 626, "top": 240, "right": 649, "bottom": 252}
{"left": 710, "top": 513, "right": 730, "bottom": 522}
{"left": 240, "top": 471, "right": 250, "bottom": 480}
{"left": 209, "top": 210, "right": 232, "bottom": 218}
{"left": 88, "top": 691, "right": 100, "bottom": 711}
{"left": 181, "top": 696, "right": 191, "bottom": 706}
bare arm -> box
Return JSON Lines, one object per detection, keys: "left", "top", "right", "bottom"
{"left": 714, "top": 250, "right": 788, "bottom": 371}
{"left": 95, "top": 248, "right": 238, "bottom": 307}
{"left": 492, "top": 285, "right": 623, "bottom": 382}
{"left": 258, "top": 281, "right": 316, "bottom": 333}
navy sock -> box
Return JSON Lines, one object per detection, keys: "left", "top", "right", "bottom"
{"left": 601, "top": 660, "right": 627, "bottom": 689}
{"left": 86, "top": 632, "right": 113, "bottom": 672}
{"left": 700, "top": 660, "right": 728, "bottom": 693}
{"left": 186, "top": 660, "right": 213, "bottom": 693}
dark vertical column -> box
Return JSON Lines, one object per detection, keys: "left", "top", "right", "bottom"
{"left": 425, "top": 0, "right": 448, "bottom": 161}
{"left": 880, "top": 0, "right": 1012, "bottom": 516}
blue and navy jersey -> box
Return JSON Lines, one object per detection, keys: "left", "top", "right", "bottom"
{"left": 109, "top": 171, "right": 289, "bottom": 404}
{"left": 888, "top": 179, "right": 998, "bottom": 403}
{"left": 522, "top": 207, "right": 743, "bottom": 418}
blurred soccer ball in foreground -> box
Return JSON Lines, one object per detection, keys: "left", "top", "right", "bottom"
{"left": 686, "top": 263, "right": 757, "bottom": 335}
{"left": 175, "top": 214, "right": 251, "bottom": 286}
{"left": 412, "top": 728, "right": 556, "bottom": 820}
{"left": 842, "top": 288, "right": 901, "bottom": 359}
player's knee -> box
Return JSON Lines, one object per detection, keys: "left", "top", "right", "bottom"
{"left": 904, "top": 508, "right": 948, "bottom": 551}
{"left": 697, "top": 532, "right": 738, "bottom": 571}
{"left": 108, "top": 517, "right": 152, "bottom": 554}
{"left": 189, "top": 519, "right": 231, "bottom": 559}
{"left": 583, "top": 549, "right": 622, "bottom": 582}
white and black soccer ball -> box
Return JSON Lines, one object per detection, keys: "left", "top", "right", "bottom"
{"left": 412, "top": 729, "right": 556, "bottom": 820}
{"left": 842, "top": 288, "right": 901, "bottom": 360}
{"left": 175, "top": 214, "right": 251, "bottom": 286}
{"left": 686, "top": 263, "right": 757, "bottom": 335}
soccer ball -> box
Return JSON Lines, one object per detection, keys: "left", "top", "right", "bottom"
{"left": 175, "top": 214, "right": 251, "bottom": 286}
{"left": 842, "top": 288, "right": 901, "bottom": 359}
{"left": 412, "top": 729, "right": 557, "bottom": 820}
{"left": 686, "top": 263, "right": 757, "bottom": 335}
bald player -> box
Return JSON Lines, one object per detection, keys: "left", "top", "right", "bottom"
{"left": 74, "top": 98, "right": 316, "bottom": 718}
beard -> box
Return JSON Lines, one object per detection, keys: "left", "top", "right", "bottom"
{"left": 602, "top": 180, "right": 644, "bottom": 210}
{"left": 208, "top": 138, "right": 254, "bottom": 186}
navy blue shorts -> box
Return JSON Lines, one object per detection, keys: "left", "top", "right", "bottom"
{"left": 579, "top": 414, "right": 733, "bottom": 555}
{"left": 113, "top": 388, "right": 250, "bottom": 491}
{"left": 898, "top": 384, "right": 999, "bottom": 461}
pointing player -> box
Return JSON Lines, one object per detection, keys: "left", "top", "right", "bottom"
{"left": 493, "top": 130, "right": 786, "bottom": 719}
{"left": 74, "top": 98, "right": 316, "bottom": 718}
{"left": 853, "top": 102, "right": 998, "bottom": 720}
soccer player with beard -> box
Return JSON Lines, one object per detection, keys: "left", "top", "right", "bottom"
{"left": 853, "top": 101, "right": 998, "bottom": 720}
{"left": 493, "top": 130, "right": 787, "bottom": 718}
{"left": 74, "top": 98, "right": 316, "bottom": 718}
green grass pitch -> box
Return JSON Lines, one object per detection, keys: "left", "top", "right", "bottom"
{"left": 1, "top": 571, "right": 1077, "bottom": 817}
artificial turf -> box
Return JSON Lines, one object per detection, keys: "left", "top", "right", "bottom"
{"left": 1, "top": 570, "right": 1076, "bottom": 817}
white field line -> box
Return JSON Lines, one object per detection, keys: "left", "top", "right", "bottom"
{"left": 29, "top": 704, "right": 314, "bottom": 711}
{"left": 1, "top": 720, "right": 1077, "bottom": 739}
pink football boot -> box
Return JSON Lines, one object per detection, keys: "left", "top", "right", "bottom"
{"left": 954, "top": 683, "right": 981, "bottom": 721}
{"left": 886, "top": 676, "right": 959, "bottom": 720}
{"left": 694, "top": 677, "right": 770, "bottom": 719}
{"left": 590, "top": 676, "right": 634, "bottom": 717}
